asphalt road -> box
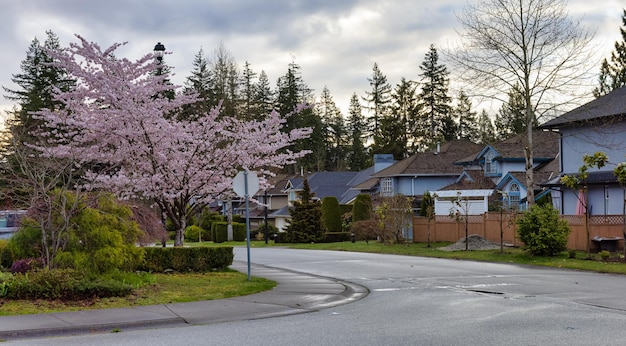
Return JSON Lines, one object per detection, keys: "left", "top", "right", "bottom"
{"left": 10, "top": 247, "right": 626, "bottom": 345}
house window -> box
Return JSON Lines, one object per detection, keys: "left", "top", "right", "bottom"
{"left": 508, "top": 183, "right": 520, "bottom": 210}
{"left": 381, "top": 178, "right": 393, "bottom": 196}
{"left": 485, "top": 151, "right": 497, "bottom": 174}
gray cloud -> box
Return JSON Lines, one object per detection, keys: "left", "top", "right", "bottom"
{"left": 1, "top": 0, "right": 623, "bottom": 117}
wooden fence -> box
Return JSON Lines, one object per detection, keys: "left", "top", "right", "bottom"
{"left": 413, "top": 212, "right": 626, "bottom": 252}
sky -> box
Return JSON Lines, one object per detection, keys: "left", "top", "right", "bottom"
{"left": 0, "top": 0, "right": 624, "bottom": 119}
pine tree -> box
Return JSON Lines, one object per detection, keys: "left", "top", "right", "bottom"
{"left": 380, "top": 77, "right": 419, "bottom": 159}
{"left": 419, "top": 44, "right": 452, "bottom": 147}
{"left": 284, "top": 178, "right": 324, "bottom": 243}
{"left": 494, "top": 84, "right": 528, "bottom": 140}
{"left": 275, "top": 61, "right": 321, "bottom": 173}
{"left": 346, "top": 93, "right": 370, "bottom": 171}
{"left": 254, "top": 70, "right": 274, "bottom": 120}
{"left": 455, "top": 90, "right": 479, "bottom": 142}
{"left": 594, "top": 9, "right": 626, "bottom": 97}
{"left": 181, "top": 48, "right": 212, "bottom": 120}
{"left": 239, "top": 61, "right": 257, "bottom": 121}
{"left": 477, "top": 109, "right": 497, "bottom": 144}
{"left": 317, "top": 86, "right": 346, "bottom": 171}
{"left": 363, "top": 63, "right": 392, "bottom": 148}
{"left": 3, "top": 30, "right": 73, "bottom": 145}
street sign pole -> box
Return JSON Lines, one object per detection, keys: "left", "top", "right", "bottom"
{"left": 244, "top": 171, "right": 251, "bottom": 281}
{"left": 233, "top": 170, "right": 258, "bottom": 282}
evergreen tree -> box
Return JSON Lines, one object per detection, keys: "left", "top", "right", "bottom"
{"left": 317, "top": 86, "right": 346, "bottom": 171}
{"left": 239, "top": 61, "right": 257, "bottom": 121}
{"left": 380, "top": 77, "right": 419, "bottom": 159}
{"left": 346, "top": 93, "right": 370, "bottom": 171}
{"left": 321, "top": 196, "right": 342, "bottom": 232}
{"left": 284, "top": 178, "right": 324, "bottom": 243}
{"left": 419, "top": 44, "right": 452, "bottom": 147}
{"left": 477, "top": 109, "right": 497, "bottom": 144}
{"left": 3, "top": 30, "right": 73, "bottom": 145}
{"left": 454, "top": 89, "right": 479, "bottom": 142}
{"left": 181, "top": 48, "right": 212, "bottom": 120}
{"left": 494, "top": 84, "right": 529, "bottom": 140}
{"left": 594, "top": 9, "right": 626, "bottom": 97}
{"left": 275, "top": 61, "right": 321, "bottom": 173}
{"left": 363, "top": 63, "right": 392, "bottom": 149}
{"left": 254, "top": 70, "right": 274, "bottom": 119}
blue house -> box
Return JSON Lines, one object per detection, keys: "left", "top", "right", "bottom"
{"left": 540, "top": 87, "right": 626, "bottom": 215}
{"left": 371, "top": 140, "right": 483, "bottom": 207}
{"left": 444, "top": 131, "right": 560, "bottom": 212}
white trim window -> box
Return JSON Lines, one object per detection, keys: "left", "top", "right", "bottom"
{"left": 381, "top": 178, "right": 393, "bottom": 196}
{"left": 485, "top": 151, "right": 497, "bottom": 174}
{"left": 508, "top": 183, "right": 520, "bottom": 210}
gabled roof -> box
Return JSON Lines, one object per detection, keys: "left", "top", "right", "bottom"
{"left": 287, "top": 171, "right": 366, "bottom": 204}
{"left": 373, "top": 140, "right": 483, "bottom": 177}
{"left": 454, "top": 131, "right": 559, "bottom": 165}
{"left": 540, "top": 86, "right": 626, "bottom": 129}
{"left": 440, "top": 170, "right": 496, "bottom": 191}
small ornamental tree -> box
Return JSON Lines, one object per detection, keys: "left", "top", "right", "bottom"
{"left": 34, "top": 35, "right": 311, "bottom": 247}
{"left": 517, "top": 204, "right": 570, "bottom": 256}
{"left": 561, "top": 152, "right": 608, "bottom": 257}
{"left": 420, "top": 191, "right": 435, "bottom": 247}
{"left": 321, "top": 196, "right": 342, "bottom": 233}
{"left": 284, "top": 178, "right": 324, "bottom": 243}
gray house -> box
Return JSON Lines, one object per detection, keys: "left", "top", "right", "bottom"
{"left": 540, "top": 86, "right": 626, "bottom": 215}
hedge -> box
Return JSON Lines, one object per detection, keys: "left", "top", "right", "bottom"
{"left": 324, "top": 232, "right": 351, "bottom": 243}
{"left": 139, "top": 246, "right": 234, "bottom": 272}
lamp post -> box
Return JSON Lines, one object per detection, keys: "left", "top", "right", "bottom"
{"left": 153, "top": 42, "right": 165, "bottom": 75}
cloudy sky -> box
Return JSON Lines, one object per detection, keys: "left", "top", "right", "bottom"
{"left": 0, "top": 0, "right": 624, "bottom": 118}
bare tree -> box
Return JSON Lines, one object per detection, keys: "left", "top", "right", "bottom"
{"left": 448, "top": 0, "right": 595, "bottom": 206}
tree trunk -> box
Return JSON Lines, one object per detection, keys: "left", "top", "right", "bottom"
{"left": 174, "top": 217, "right": 186, "bottom": 247}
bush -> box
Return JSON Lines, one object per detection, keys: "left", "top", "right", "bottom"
{"left": 2, "top": 269, "right": 134, "bottom": 300}
{"left": 351, "top": 219, "right": 379, "bottom": 241}
{"left": 212, "top": 222, "right": 228, "bottom": 243}
{"left": 139, "top": 246, "right": 234, "bottom": 272}
{"left": 352, "top": 194, "right": 372, "bottom": 223}
{"left": 0, "top": 239, "right": 12, "bottom": 269}
{"left": 517, "top": 204, "right": 570, "bottom": 256}
{"left": 185, "top": 225, "right": 206, "bottom": 242}
{"left": 324, "top": 232, "right": 351, "bottom": 243}
{"left": 10, "top": 258, "right": 42, "bottom": 274}
{"left": 233, "top": 222, "right": 246, "bottom": 241}
{"left": 321, "top": 197, "right": 342, "bottom": 232}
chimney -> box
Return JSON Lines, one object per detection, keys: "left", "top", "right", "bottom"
{"left": 434, "top": 141, "right": 440, "bottom": 155}
{"left": 374, "top": 154, "right": 394, "bottom": 172}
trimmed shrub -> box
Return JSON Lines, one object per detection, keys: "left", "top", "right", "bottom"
{"left": 517, "top": 204, "right": 571, "bottom": 256}
{"left": 10, "top": 258, "right": 42, "bottom": 274}
{"left": 185, "top": 225, "right": 206, "bottom": 242}
{"left": 324, "top": 232, "right": 351, "bottom": 243}
{"left": 2, "top": 269, "right": 133, "bottom": 300}
{"left": 352, "top": 194, "right": 372, "bottom": 223}
{"left": 322, "top": 197, "right": 342, "bottom": 232}
{"left": 233, "top": 222, "right": 246, "bottom": 241}
{"left": 212, "top": 222, "right": 228, "bottom": 243}
{"left": 139, "top": 247, "right": 234, "bottom": 272}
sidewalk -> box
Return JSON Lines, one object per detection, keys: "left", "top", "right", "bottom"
{"left": 0, "top": 261, "right": 368, "bottom": 341}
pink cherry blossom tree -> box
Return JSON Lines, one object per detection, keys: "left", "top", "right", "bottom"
{"left": 35, "top": 35, "right": 311, "bottom": 246}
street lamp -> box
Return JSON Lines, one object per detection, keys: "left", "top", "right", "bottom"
{"left": 153, "top": 42, "right": 165, "bottom": 75}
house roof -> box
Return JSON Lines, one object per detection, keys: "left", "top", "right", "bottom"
{"left": 440, "top": 170, "right": 496, "bottom": 191}
{"left": 287, "top": 171, "right": 368, "bottom": 204}
{"left": 541, "top": 171, "right": 619, "bottom": 187}
{"left": 540, "top": 86, "right": 626, "bottom": 129}
{"left": 372, "top": 140, "right": 483, "bottom": 177}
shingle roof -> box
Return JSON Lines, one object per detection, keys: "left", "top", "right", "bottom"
{"left": 440, "top": 170, "right": 496, "bottom": 190}
{"left": 541, "top": 86, "right": 626, "bottom": 128}
{"left": 372, "top": 140, "right": 483, "bottom": 177}
{"left": 491, "top": 130, "right": 559, "bottom": 160}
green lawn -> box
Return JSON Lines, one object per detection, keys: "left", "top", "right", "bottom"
{"left": 193, "top": 239, "right": 626, "bottom": 275}
{"left": 0, "top": 269, "right": 275, "bottom": 316}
